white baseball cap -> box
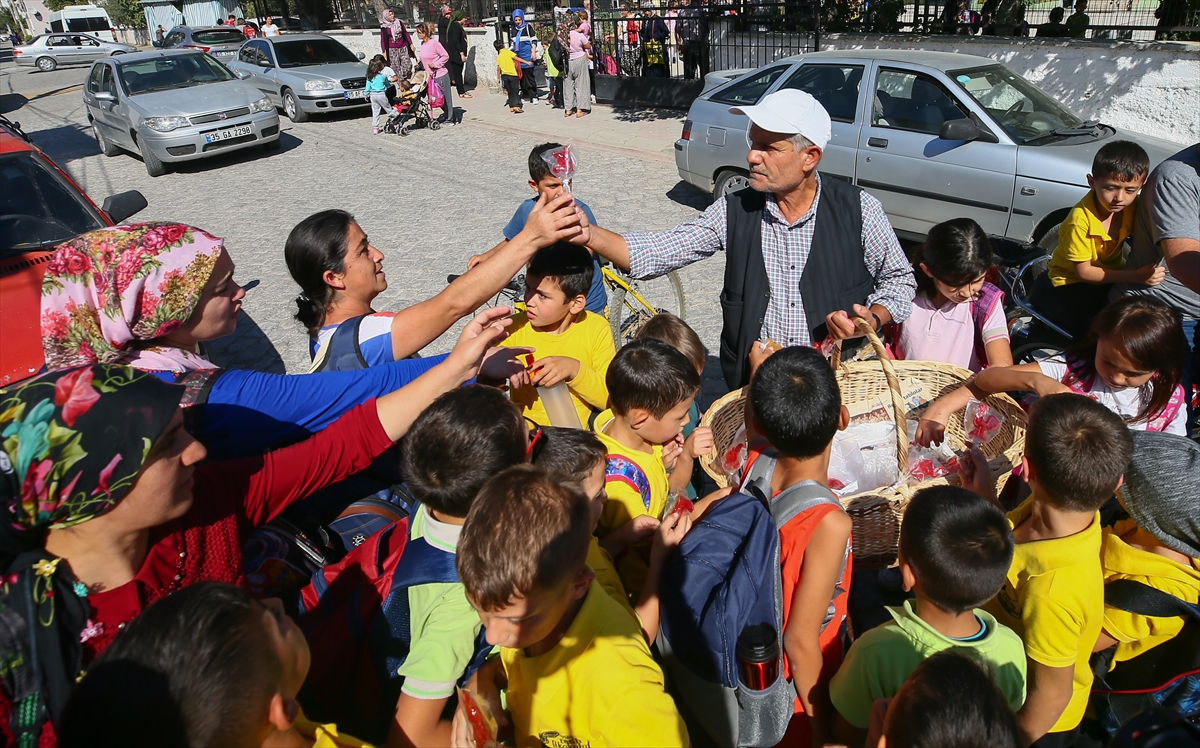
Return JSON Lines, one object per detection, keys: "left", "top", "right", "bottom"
{"left": 731, "top": 89, "right": 831, "bottom": 151}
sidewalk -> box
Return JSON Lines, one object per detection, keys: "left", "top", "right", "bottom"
{"left": 457, "top": 86, "right": 686, "bottom": 163}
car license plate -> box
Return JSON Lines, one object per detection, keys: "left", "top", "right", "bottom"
{"left": 217, "top": 50, "right": 235, "bottom": 56}
{"left": 344, "top": 89, "right": 367, "bottom": 99}
{"left": 204, "top": 124, "right": 253, "bottom": 143}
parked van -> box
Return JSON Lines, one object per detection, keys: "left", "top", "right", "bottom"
{"left": 48, "top": 5, "right": 116, "bottom": 42}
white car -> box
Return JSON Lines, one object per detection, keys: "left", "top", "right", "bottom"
{"left": 13, "top": 33, "right": 137, "bottom": 71}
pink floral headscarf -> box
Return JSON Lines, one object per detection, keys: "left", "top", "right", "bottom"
{"left": 40, "top": 223, "right": 225, "bottom": 373}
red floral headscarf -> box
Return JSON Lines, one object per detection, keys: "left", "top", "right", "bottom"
{"left": 40, "top": 223, "right": 225, "bottom": 373}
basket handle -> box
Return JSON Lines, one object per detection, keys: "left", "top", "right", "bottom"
{"left": 829, "top": 317, "right": 910, "bottom": 474}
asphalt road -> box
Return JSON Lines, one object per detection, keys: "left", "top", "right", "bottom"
{"left": 1, "top": 59, "right": 729, "bottom": 400}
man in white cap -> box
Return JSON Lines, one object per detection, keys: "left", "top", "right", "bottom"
{"left": 577, "top": 89, "right": 915, "bottom": 388}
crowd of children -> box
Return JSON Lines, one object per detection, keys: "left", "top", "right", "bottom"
{"left": 3, "top": 140, "right": 1200, "bottom": 748}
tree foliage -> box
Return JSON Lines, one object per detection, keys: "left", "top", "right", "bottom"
{"left": 107, "top": 0, "right": 148, "bottom": 28}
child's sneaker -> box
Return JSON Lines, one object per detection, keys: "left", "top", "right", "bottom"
{"left": 373, "top": 128, "right": 380, "bottom": 134}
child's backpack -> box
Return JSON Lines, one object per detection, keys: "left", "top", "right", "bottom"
{"left": 657, "top": 478, "right": 847, "bottom": 748}
{"left": 308, "top": 313, "right": 370, "bottom": 373}
{"left": 1090, "top": 579, "right": 1200, "bottom": 737}
{"left": 295, "top": 509, "right": 492, "bottom": 743}
{"left": 548, "top": 35, "right": 566, "bottom": 73}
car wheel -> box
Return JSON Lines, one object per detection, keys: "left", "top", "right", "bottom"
{"left": 714, "top": 169, "right": 751, "bottom": 198}
{"left": 93, "top": 122, "right": 120, "bottom": 157}
{"left": 36, "top": 56, "right": 56, "bottom": 72}
{"left": 282, "top": 89, "right": 309, "bottom": 123}
{"left": 1036, "top": 222, "right": 1062, "bottom": 253}
{"left": 137, "top": 136, "right": 167, "bottom": 177}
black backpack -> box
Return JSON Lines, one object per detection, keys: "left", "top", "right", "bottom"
{"left": 1090, "top": 579, "right": 1200, "bottom": 734}
{"left": 549, "top": 37, "right": 566, "bottom": 72}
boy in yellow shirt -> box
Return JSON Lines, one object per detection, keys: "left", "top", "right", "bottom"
{"left": 1095, "top": 431, "right": 1200, "bottom": 666}
{"left": 592, "top": 338, "right": 701, "bottom": 599}
{"left": 61, "top": 583, "right": 375, "bottom": 748}
{"left": 979, "top": 394, "right": 1134, "bottom": 746}
{"left": 1037, "top": 140, "right": 1162, "bottom": 340}
{"left": 453, "top": 465, "right": 689, "bottom": 748}
{"left": 532, "top": 426, "right": 691, "bottom": 643}
{"left": 492, "top": 39, "right": 523, "bottom": 113}
{"left": 502, "top": 242, "right": 615, "bottom": 427}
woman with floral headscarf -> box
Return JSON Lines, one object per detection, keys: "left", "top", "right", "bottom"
{"left": 0, "top": 307, "right": 513, "bottom": 746}
{"left": 381, "top": 8, "right": 414, "bottom": 81}
{"left": 38, "top": 223, "right": 527, "bottom": 462}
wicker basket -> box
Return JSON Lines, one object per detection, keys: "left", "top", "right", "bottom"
{"left": 699, "top": 319, "right": 1026, "bottom": 569}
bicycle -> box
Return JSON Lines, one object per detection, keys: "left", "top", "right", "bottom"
{"left": 989, "top": 236, "right": 1074, "bottom": 364}
{"left": 449, "top": 264, "right": 686, "bottom": 347}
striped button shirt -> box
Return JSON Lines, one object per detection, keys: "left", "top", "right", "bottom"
{"left": 625, "top": 175, "right": 916, "bottom": 347}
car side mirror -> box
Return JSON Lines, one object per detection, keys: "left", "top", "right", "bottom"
{"left": 259, "top": 58, "right": 272, "bottom": 67}
{"left": 356, "top": 52, "right": 365, "bottom": 60}
{"left": 94, "top": 91, "right": 115, "bottom": 102}
{"left": 235, "top": 68, "right": 250, "bottom": 78}
{"left": 939, "top": 116, "right": 999, "bottom": 144}
{"left": 101, "top": 190, "right": 148, "bottom": 224}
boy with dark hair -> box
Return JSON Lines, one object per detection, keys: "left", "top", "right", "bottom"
{"left": 493, "top": 39, "right": 522, "bottom": 113}
{"left": 742, "top": 345, "right": 853, "bottom": 745}
{"left": 533, "top": 426, "right": 691, "bottom": 641}
{"left": 387, "top": 385, "right": 527, "bottom": 747}
{"left": 593, "top": 338, "right": 701, "bottom": 599}
{"left": 500, "top": 242, "right": 616, "bottom": 427}
{"left": 60, "top": 582, "right": 372, "bottom": 748}
{"left": 453, "top": 465, "right": 689, "bottom": 748}
{"left": 1039, "top": 139, "right": 1162, "bottom": 339}
{"left": 976, "top": 393, "right": 1134, "bottom": 746}
{"left": 635, "top": 312, "right": 714, "bottom": 499}
{"left": 469, "top": 142, "right": 607, "bottom": 313}
{"left": 830, "top": 486, "right": 1026, "bottom": 746}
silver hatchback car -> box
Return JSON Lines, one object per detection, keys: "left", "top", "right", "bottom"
{"left": 677, "top": 50, "right": 1182, "bottom": 247}
{"left": 160, "top": 26, "right": 251, "bottom": 63}
{"left": 83, "top": 50, "right": 280, "bottom": 177}
{"left": 13, "top": 33, "right": 137, "bottom": 71}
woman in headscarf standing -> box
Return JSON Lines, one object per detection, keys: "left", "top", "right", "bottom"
{"left": 439, "top": 5, "right": 471, "bottom": 98}
{"left": 380, "top": 8, "right": 414, "bottom": 81}
{"left": 0, "top": 307, "right": 511, "bottom": 746}
{"left": 510, "top": 8, "right": 537, "bottom": 103}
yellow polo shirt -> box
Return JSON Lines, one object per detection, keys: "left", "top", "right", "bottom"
{"left": 500, "top": 582, "right": 688, "bottom": 748}
{"left": 295, "top": 712, "right": 374, "bottom": 747}
{"left": 1101, "top": 519, "right": 1200, "bottom": 665}
{"left": 983, "top": 498, "right": 1104, "bottom": 734}
{"left": 587, "top": 536, "right": 637, "bottom": 621}
{"left": 502, "top": 311, "right": 615, "bottom": 428}
{"left": 1047, "top": 192, "right": 1137, "bottom": 286}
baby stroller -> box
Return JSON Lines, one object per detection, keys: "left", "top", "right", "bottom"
{"left": 383, "top": 71, "right": 439, "bottom": 136}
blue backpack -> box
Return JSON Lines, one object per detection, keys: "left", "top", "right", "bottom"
{"left": 309, "top": 313, "right": 370, "bottom": 372}
{"left": 658, "top": 477, "right": 844, "bottom": 748}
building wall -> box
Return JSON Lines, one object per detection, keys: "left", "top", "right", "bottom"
{"left": 819, "top": 33, "right": 1200, "bottom": 145}
{"left": 323, "top": 22, "right": 500, "bottom": 91}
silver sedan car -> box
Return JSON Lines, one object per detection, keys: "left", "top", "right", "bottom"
{"left": 82, "top": 50, "right": 280, "bottom": 177}
{"left": 13, "top": 33, "right": 137, "bottom": 72}
{"left": 226, "top": 34, "right": 369, "bottom": 122}
{"left": 677, "top": 50, "right": 1182, "bottom": 247}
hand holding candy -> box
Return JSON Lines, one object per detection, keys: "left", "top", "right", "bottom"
{"left": 964, "top": 400, "right": 1005, "bottom": 446}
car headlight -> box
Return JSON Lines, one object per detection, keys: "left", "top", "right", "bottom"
{"left": 250, "top": 96, "right": 274, "bottom": 113}
{"left": 140, "top": 116, "right": 190, "bottom": 132}
{"left": 304, "top": 80, "right": 335, "bottom": 91}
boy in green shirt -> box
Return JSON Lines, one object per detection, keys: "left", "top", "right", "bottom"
{"left": 831, "top": 485, "right": 1027, "bottom": 746}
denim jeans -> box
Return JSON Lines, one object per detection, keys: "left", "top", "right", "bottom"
{"left": 1182, "top": 317, "right": 1199, "bottom": 436}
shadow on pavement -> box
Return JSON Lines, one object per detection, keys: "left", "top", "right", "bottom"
{"left": 205, "top": 304, "right": 287, "bottom": 374}
{"left": 666, "top": 180, "right": 712, "bottom": 210}
{"left": 163, "top": 131, "right": 304, "bottom": 174}
{"left": 0, "top": 93, "right": 29, "bottom": 114}
{"left": 29, "top": 122, "right": 101, "bottom": 163}
{"left": 611, "top": 105, "right": 685, "bottom": 123}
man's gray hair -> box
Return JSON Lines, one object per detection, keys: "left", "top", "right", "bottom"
{"left": 789, "top": 132, "right": 816, "bottom": 152}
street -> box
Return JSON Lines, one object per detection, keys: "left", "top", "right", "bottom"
{"left": 1, "top": 60, "right": 726, "bottom": 398}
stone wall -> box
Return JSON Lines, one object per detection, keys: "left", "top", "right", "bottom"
{"left": 322, "top": 23, "right": 501, "bottom": 93}
{"left": 819, "top": 33, "right": 1200, "bottom": 145}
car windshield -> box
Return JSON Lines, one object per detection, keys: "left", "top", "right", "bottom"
{"left": 948, "top": 64, "right": 1085, "bottom": 143}
{"left": 0, "top": 151, "right": 106, "bottom": 255}
{"left": 273, "top": 39, "right": 358, "bottom": 67}
{"left": 193, "top": 29, "right": 248, "bottom": 44}
{"left": 117, "top": 53, "right": 236, "bottom": 94}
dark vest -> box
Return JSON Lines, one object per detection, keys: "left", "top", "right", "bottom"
{"left": 720, "top": 178, "right": 873, "bottom": 389}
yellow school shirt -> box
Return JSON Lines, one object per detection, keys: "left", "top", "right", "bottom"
{"left": 587, "top": 536, "right": 637, "bottom": 621}
{"left": 1101, "top": 519, "right": 1200, "bottom": 665}
{"left": 592, "top": 412, "right": 669, "bottom": 599}
{"left": 502, "top": 311, "right": 615, "bottom": 427}
{"left": 496, "top": 47, "right": 519, "bottom": 77}
{"left": 295, "top": 712, "right": 374, "bottom": 748}
{"left": 983, "top": 498, "right": 1104, "bottom": 734}
{"left": 500, "top": 582, "right": 689, "bottom": 748}
{"left": 1047, "top": 192, "right": 1137, "bottom": 286}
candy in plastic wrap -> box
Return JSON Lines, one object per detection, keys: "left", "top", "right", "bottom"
{"left": 540, "top": 144, "right": 578, "bottom": 193}
{"left": 964, "top": 399, "right": 1005, "bottom": 445}
{"left": 720, "top": 423, "right": 748, "bottom": 478}
{"left": 664, "top": 491, "right": 695, "bottom": 517}
{"left": 458, "top": 688, "right": 499, "bottom": 748}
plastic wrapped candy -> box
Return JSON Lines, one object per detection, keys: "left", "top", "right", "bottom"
{"left": 664, "top": 491, "right": 695, "bottom": 517}
{"left": 964, "top": 399, "right": 1005, "bottom": 446}
{"left": 720, "top": 423, "right": 748, "bottom": 479}
{"left": 540, "top": 144, "right": 578, "bottom": 194}
{"left": 458, "top": 688, "right": 499, "bottom": 748}
{"left": 905, "top": 420, "right": 962, "bottom": 483}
